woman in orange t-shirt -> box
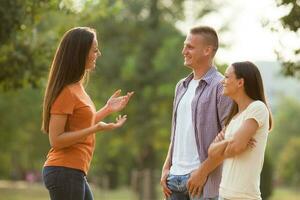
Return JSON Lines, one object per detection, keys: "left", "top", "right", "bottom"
{"left": 41, "top": 27, "right": 133, "bottom": 200}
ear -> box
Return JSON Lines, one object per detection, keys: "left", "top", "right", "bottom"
{"left": 237, "top": 78, "right": 244, "bottom": 88}
{"left": 204, "top": 46, "right": 213, "bottom": 56}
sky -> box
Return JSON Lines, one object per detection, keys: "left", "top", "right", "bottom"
{"left": 176, "top": 0, "right": 299, "bottom": 63}
{"left": 69, "top": 0, "right": 299, "bottom": 64}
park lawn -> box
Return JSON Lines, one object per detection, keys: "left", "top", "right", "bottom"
{"left": 0, "top": 180, "right": 299, "bottom": 200}
{"left": 0, "top": 180, "right": 137, "bottom": 200}
{"left": 270, "top": 187, "right": 300, "bottom": 200}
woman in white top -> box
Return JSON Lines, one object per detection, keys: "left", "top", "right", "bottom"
{"left": 208, "top": 61, "right": 273, "bottom": 200}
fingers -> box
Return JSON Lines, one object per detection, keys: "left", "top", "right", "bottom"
{"left": 217, "top": 134, "right": 223, "bottom": 141}
{"left": 192, "top": 186, "right": 202, "bottom": 198}
{"left": 248, "top": 139, "right": 256, "bottom": 148}
{"left": 124, "top": 91, "right": 134, "bottom": 104}
{"left": 111, "top": 89, "right": 121, "bottom": 98}
{"left": 188, "top": 185, "right": 201, "bottom": 198}
{"left": 111, "top": 90, "right": 134, "bottom": 100}
{"left": 162, "top": 183, "right": 172, "bottom": 198}
{"left": 188, "top": 186, "right": 196, "bottom": 197}
{"left": 114, "top": 115, "right": 127, "bottom": 127}
{"left": 214, "top": 132, "right": 224, "bottom": 142}
{"left": 116, "top": 114, "right": 127, "bottom": 120}
{"left": 160, "top": 178, "right": 171, "bottom": 198}
{"left": 220, "top": 130, "right": 225, "bottom": 138}
{"left": 187, "top": 180, "right": 193, "bottom": 195}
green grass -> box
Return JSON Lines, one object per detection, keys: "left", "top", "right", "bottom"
{"left": 0, "top": 180, "right": 299, "bottom": 200}
{"left": 269, "top": 187, "right": 300, "bottom": 200}
{"left": 0, "top": 180, "right": 137, "bottom": 200}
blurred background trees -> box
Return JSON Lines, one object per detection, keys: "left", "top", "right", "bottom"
{"left": 276, "top": 0, "right": 300, "bottom": 77}
{"left": 1, "top": 0, "right": 300, "bottom": 199}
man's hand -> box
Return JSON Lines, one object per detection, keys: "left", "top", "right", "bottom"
{"left": 187, "top": 169, "right": 207, "bottom": 198}
{"left": 160, "top": 169, "right": 172, "bottom": 199}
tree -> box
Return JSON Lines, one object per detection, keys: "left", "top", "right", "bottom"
{"left": 81, "top": 1, "right": 218, "bottom": 199}
{"left": 276, "top": 0, "right": 300, "bottom": 77}
{"left": 268, "top": 97, "right": 300, "bottom": 158}
{"left": 0, "top": 0, "right": 60, "bottom": 90}
{"left": 260, "top": 154, "right": 273, "bottom": 199}
{"left": 0, "top": 1, "right": 226, "bottom": 199}
{"left": 278, "top": 137, "right": 300, "bottom": 187}
{"left": 267, "top": 97, "right": 300, "bottom": 188}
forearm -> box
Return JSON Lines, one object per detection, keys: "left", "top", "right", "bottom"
{"left": 162, "top": 144, "right": 172, "bottom": 171}
{"left": 50, "top": 125, "right": 98, "bottom": 149}
{"left": 95, "top": 105, "right": 111, "bottom": 122}
{"left": 197, "top": 156, "right": 225, "bottom": 178}
{"left": 223, "top": 142, "right": 246, "bottom": 157}
{"left": 208, "top": 140, "right": 229, "bottom": 158}
{"left": 197, "top": 140, "right": 229, "bottom": 177}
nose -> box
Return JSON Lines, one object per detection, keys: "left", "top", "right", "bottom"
{"left": 98, "top": 50, "right": 102, "bottom": 57}
{"left": 221, "top": 78, "right": 225, "bottom": 84}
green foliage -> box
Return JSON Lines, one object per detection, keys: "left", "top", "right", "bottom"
{"left": 269, "top": 97, "right": 300, "bottom": 157}
{"left": 0, "top": 0, "right": 60, "bottom": 90}
{"left": 261, "top": 154, "right": 274, "bottom": 199}
{"left": 278, "top": 137, "right": 300, "bottom": 186}
{"left": 268, "top": 96, "right": 300, "bottom": 188}
{"left": 0, "top": 3, "right": 228, "bottom": 199}
{"left": 0, "top": 88, "right": 49, "bottom": 179}
{"left": 276, "top": 0, "right": 300, "bottom": 77}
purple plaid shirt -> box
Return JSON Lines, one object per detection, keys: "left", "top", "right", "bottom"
{"left": 170, "top": 67, "right": 232, "bottom": 199}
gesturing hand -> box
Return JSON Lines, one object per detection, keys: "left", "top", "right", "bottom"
{"left": 96, "top": 115, "right": 127, "bottom": 131}
{"left": 106, "top": 90, "right": 134, "bottom": 113}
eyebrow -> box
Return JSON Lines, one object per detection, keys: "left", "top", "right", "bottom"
{"left": 184, "top": 43, "right": 193, "bottom": 47}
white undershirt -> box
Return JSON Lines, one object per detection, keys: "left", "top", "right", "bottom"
{"left": 170, "top": 79, "right": 201, "bottom": 175}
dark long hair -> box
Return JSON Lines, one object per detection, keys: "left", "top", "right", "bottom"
{"left": 42, "top": 27, "right": 96, "bottom": 133}
{"left": 225, "top": 61, "right": 273, "bottom": 130}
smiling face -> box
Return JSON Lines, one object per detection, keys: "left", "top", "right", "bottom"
{"left": 85, "top": 36, "right": 101, "bottom": 70}
{"left": 182, "top": 33, "right": 213, "bottom": 69}
{"left": 222, "top": 65, "right": 244, "bottom": 97}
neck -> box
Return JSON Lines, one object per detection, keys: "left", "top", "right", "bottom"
{"left": 232, "top": 93, "right": 254, "bottom": 113}
{"left": 193, "top": 60, "right": 213, "bottom": 80}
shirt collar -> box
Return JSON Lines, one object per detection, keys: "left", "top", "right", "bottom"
{"left": 183, "top": 67, "right": 217, "bottom": 88}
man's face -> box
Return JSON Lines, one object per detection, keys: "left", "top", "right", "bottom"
{"left": 182, "top": 33, "right": 210, "bottom": 69}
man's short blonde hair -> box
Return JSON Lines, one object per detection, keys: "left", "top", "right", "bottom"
{"left": 190, "top": 26, "right": 219, "bottom": 57}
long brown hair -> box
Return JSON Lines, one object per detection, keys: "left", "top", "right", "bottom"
{"left": 225, "top": 61, "right": 273, "bottom": 130}
{"left": 42, "top": 27, "right": 96, "bottom": 133}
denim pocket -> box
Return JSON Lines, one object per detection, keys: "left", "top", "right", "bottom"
{"left": 43, "top": 167, "right": 61, "bottom": 190}
{"left": 167, "top": 174, "right": 190, "bottom": 193}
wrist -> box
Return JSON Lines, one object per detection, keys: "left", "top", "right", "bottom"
{"left": 101, "top": 105, "right": 112, "bottom": 115}
{"left": 94, "top": 123, "right": 103, "bottom": 132}
{"left": 196, "top": 166, "right": 208, "bottom": 178}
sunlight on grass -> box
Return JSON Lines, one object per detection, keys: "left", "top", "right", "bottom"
{"left": 270, "top": 187, "right": 300, "bottom": 200}
{"left": 0, "top": 180, "right": 137, "bottom": 200}
{"left": 0, "top": 180, "right": 299, "bottom": 200}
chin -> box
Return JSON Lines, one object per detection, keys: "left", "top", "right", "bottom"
{"left": 184, "top": 62, "right": 193, "bottom": 69}
{"left": 223, "top": 90, "right": 229, "bottom": 96}
{"left": 86, "top": 65, "right": 95, "bottom": 70}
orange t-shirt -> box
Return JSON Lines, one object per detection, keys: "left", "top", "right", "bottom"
{"left": 44, "top": 83, "right": 96, "bottom": 175}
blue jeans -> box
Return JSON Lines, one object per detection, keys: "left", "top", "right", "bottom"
{"left": 42, "top": 166, "right": 93, "bottom": 200}
{"left": 166, "top": 173, "right": 218, "bottom": 200}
